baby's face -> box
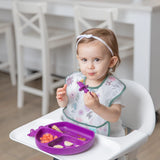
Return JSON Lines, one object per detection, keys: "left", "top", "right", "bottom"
{"left": 77, "top": 41, "right": 112, "bottom": 83}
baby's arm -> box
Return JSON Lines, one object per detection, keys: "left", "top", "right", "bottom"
{"left": 84, "top": 92, "right": 122, "bottom": 122}
{"left": 56, "top": 84, "right": 68, "bottom": 108}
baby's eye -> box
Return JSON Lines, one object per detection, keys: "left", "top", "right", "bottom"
{"left": 94, "top": 58, "right": 100, "bottom": 62}
{"left": 81, "top": 58, "right": 87, "bottom": 62}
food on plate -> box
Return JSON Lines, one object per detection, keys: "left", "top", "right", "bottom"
{"left": 64, "top": 141, "right": 74, "bottom": 147}
{"left": 51, "top": 125, "right": 63, "bottom": 133}
{"left": 77, "top": 137, "right": 86, "bottom": 141}
{"left": 53, "top": 145, "right": 64, "bottom": 148}
{"left": 40, "top": 133, "right": 58, "bottom": 143}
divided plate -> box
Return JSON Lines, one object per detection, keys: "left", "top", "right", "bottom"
{"left": 35, "top": 122, "right": 95, "bottom": 155}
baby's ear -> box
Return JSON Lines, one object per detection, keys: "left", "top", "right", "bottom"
{"left": 109, "top": 56, "right": 118, "bottom": 68}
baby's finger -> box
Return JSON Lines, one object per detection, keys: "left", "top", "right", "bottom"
{"left": 57, "top": 88, "right": 64, "bottom": 92}
{"left": 56, "top": 95, "right": 62, "bottom": 100}
{"left": 89, "top": 92, "right": 94, "bottom": 97}
{"left": 63, "top": 84, "right": 67, "bottom": 90}
{"left": 90, "top": 92, "right": 99, "bottom": 100}
{"left": 90, "top": 91, "right": 96, "bottom": 96}
{"left": 57, "top": 84, "right": 67, "bottom": 92}
{"left": 85, "top": 92, "right": 93, "bottom": 99}
{"left": 57, "top": 91, "right": 66, "bottom": 96}
{"left": 56, "top": 94, "right": 64, "bottom": 99}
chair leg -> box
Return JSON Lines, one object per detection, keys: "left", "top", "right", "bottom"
{"left": 17, "top": 45, "right": 24, "bottom": 108}
{"left": 5, "top": 25, "right": 16, "bottom": 86}
{"left": 41, "top": 47, "right": 50, "bottom": 115}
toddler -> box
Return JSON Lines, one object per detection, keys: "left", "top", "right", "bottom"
{"left": 56, "top": 28, "right": 126, "bottom": 137}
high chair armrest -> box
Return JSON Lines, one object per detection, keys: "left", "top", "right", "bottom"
{"left": 108, "top": 130, "right": 148, "bottom": 159}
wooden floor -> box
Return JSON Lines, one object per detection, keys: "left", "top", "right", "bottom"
{"left": 0, "top": 71, "right": 160, "bottom": 160}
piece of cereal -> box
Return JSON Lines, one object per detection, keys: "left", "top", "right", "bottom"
{"left": 53, "top": 145, "right": 64, "bottom": 148}
{"left": 64, "top": 141, "right": 73, "bottom": 147}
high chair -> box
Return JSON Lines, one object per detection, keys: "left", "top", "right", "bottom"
{"left": 73, "top": 5, "right": 133, "bottom": 60}
{"left": 12, "top": 1, "right": 74, "bottom": 115}
{"left": 0, "top": 22, "right": 16, "bottom": 86}
{"left": 52, "top": 79, "right": 155, "bottom": 160}
{"left": 9, "top": 79, "right": 155, "bottom": 160}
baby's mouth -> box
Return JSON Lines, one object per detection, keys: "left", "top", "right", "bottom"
{"left": 88, "top": 72, "right": 95, "bottom": 76}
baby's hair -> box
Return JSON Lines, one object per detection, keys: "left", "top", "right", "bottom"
{"left": 76, "top": 28, "right": 120, "bottom": 72}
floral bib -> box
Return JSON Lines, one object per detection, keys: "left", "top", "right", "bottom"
{"left": 63, "top": 72, "right": 126, "bottom": 136}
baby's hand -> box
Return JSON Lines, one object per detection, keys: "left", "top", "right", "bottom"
{"left": 56, "top": 84, "right": 68, "bottom": 107}
{"left": 84, "top": 92, "right": 100, "bottom": 110}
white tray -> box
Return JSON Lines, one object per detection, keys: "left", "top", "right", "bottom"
{"left": 9, "top": 108, "right": 121, "bottom": 160}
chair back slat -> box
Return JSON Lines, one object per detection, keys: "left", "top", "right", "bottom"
{"left": 18, "top": 13, "right": 41, "bottom": 34}
{"left": 12, "top": 1, "right": 48, "bottom": 46}
{"left": 78, "top": 17, "right": 93, "bottom": 28}
{"left": 74, "top": 5, "right": 118, "bottom": 36}
{"left": 14, "top": 1, "right": 47, "bottom": 14}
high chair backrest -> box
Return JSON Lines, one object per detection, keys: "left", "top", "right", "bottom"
{"left": 73, "top": 5, "right": 118, "bottom": 36}
{"left": 12, "top": 1, "right": 48, "bottom": 47}
{"left": 121, "top": 79, "right": 155, "bottom": 136}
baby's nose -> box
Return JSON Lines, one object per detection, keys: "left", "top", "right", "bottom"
{"left": 88, "top": 62, "right": 94, "bottom": 69}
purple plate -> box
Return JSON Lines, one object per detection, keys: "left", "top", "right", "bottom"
{"left": 35, "top": 122, "right": 95, "bottom": 155}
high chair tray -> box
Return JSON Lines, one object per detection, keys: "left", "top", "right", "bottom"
{"left": 10, "top": 108, "right": 137, "bottom": 160}
{"left": 34, "top": 122, "right": 95, "bottom": 155}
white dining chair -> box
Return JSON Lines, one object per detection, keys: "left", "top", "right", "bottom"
{"left": 73, "top": 5, "right": 133, "bottom": 69}
{"left": 0, "top": 22, "right": 16, "bottom": 86}
{"left": 12, "top": 1, "right": 74, "bottom": 115}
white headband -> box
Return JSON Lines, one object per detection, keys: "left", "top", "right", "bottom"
{"left": 76, "top": 34, "right": 114, "bottom": 56}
